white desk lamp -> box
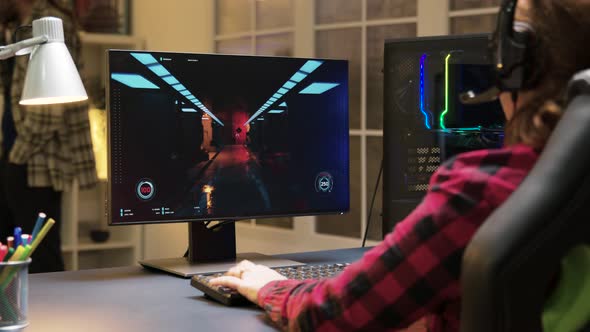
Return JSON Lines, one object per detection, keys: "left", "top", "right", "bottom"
{"left": 0, "top": 16, "right": 87, "bottom": 105}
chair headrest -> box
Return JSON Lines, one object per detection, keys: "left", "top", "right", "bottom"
{"left": 567, "top": 69, "right": 590, "bottom": 101}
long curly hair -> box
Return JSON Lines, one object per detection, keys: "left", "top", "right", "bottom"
{"left": 504, "top": 0, "right": 590, "bottom": 148}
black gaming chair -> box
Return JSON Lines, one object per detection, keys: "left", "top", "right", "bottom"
{"left": 460, "top": 70, "right": 590, "bottom": 332}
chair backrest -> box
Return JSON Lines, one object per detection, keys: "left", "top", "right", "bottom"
{"left": 460, "top": 70, "right": 590, "bottom": 332}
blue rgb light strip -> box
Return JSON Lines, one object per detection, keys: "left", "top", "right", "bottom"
{"left": 419, "top": 54, "right": 432, "bottom": 129}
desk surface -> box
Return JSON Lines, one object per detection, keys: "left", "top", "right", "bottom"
{"left": 27, "top": 247, "right": 370, "bottom": 332}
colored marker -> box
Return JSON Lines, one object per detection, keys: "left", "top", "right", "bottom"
{"left": 6, "top": 237, "right": 13, "bottom": 249}
{"left": 32, "top": 212, "right": 46, "bottom": 240}
{"left": 13, "top": 227, "right": 22, "bottom": 247}
{"left": 27, "top": 218, "right": 55, "bottom": 257}
{"left": 0, "top": 219, "right": 55, "bottom": 299}
{"left": 17, "top": 245, "right": 31, "bottom": 261}
{"left": 0, "top": 246, "right": 27, "bottom": 292}
{"left": 6, "top": 248, "right": 14, "bottom": 260}
{"left": 0, "top": 245, "right": 7, "bottom": 262}
{"left": 7, "top": 246, "right": 24, "bottom": 262}
{"left": 21, "top": 235, "right": 29, "bottom": 247}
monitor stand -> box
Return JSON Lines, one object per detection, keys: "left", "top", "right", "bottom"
{"left": 139, "top": 221, "right": 305, "bottom": 278}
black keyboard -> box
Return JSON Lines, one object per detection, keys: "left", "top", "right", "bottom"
{"left": 191, "top": 263, "right": 351, "bottom": 306}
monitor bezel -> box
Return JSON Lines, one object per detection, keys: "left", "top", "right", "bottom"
{"left": 106, "top": 50, "right": 350, "bottom": 226}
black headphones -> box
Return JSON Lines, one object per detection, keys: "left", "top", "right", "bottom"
{"left": 493, "top": 0, "right": 535, "bottom": 92}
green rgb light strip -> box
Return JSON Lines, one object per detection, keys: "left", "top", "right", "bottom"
{"left": 439, "top": 53, "right": 452, "bottom": 129}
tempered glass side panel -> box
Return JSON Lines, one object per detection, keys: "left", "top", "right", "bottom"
{"left": 382, "top": 35, "right": 504, "bottom": 233}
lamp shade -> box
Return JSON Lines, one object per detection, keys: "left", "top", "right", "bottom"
{"left": 20, "top": 17, "right": 87, "bottom": 105}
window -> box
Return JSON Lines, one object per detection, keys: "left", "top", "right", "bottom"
{"left": 215, "top": 0, "right": 294, "bottom": 57}
{"left": 449, "top": 0, "right": 500, "bottom": 34}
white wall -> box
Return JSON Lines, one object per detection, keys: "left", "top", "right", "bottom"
{"left": 133, "top": 0, "right": 214, "bottom": 53}
{"left": 133, "top": 0, "right": 214, "bottom": 260}
{"left": 418, "top": 0, "right": 448, "bottom": 36}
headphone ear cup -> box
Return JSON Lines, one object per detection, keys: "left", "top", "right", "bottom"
{"left": 493, "top": 0, "right": 536, "bottom": 91}
{"left": 514, "top": 29, "right": 536, "bottom": 89}
{"left": 497, "top": 29, "right": 534, "bottom": 91}
{"left": 512, "top": 29, "right": 531, "bottom": 44}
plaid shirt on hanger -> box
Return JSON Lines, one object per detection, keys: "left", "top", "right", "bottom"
{"left": 0, "top": 0, "right": 97, "bottom": 191}
{"left": 258, "top": 144, "right": 539, "bottom": 332}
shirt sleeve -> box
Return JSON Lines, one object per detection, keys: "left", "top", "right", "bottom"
{"left": 257, "top": 162, "right": 494, "bottom": 331}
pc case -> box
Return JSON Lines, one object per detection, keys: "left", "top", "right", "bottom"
{"left": 382, "top": 35, "right": 505, "bottom": 236}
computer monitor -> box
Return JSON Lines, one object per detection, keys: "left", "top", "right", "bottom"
{"left": 382, "top": 34, "right": 504, "bottom": 237}
{"left": 107, "top": 51, "right": 349, "bottom": 277}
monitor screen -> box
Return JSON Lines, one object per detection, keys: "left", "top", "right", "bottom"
{"left": 108, "top": 51, "right": 349, "bottom": 225}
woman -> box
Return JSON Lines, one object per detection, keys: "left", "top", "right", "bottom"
{"left": 211, "top": 0, "right": 590, "bottom": 330}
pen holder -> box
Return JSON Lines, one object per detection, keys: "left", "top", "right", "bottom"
{"left": 0, "top": 259, "right": 31, "bottom": 331}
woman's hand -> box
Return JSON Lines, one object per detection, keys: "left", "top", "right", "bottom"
{"left": 209, "top": 260, "right": 287, "bottom": 304}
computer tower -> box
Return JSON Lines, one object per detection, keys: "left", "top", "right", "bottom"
{"left": 382, "top": 35, "right": 505, "bottom": 236}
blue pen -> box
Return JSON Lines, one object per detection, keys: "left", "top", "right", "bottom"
{"left": 13, "top": 227, "right": 22, "bottom": 247}
{"left": 32, "top": 212, "right": 46, "bottom": 240}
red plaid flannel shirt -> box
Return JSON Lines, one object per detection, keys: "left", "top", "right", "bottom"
{"left": 258, "top": 144, "right": 539, "bottom": 331}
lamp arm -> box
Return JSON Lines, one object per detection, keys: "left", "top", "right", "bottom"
{"left": 0, "top": 35, "right": 49, "bottom": 60}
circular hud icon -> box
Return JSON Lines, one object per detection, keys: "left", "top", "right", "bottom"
{"left": 136, "top": 179, "right": 155, "bottom": 201}
{"left": 315, "top": 172, "right": 334, "bottom": 193}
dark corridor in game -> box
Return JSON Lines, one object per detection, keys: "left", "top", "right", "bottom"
{"left": 109, "top": 51, "right": 349, "bottom": 223}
